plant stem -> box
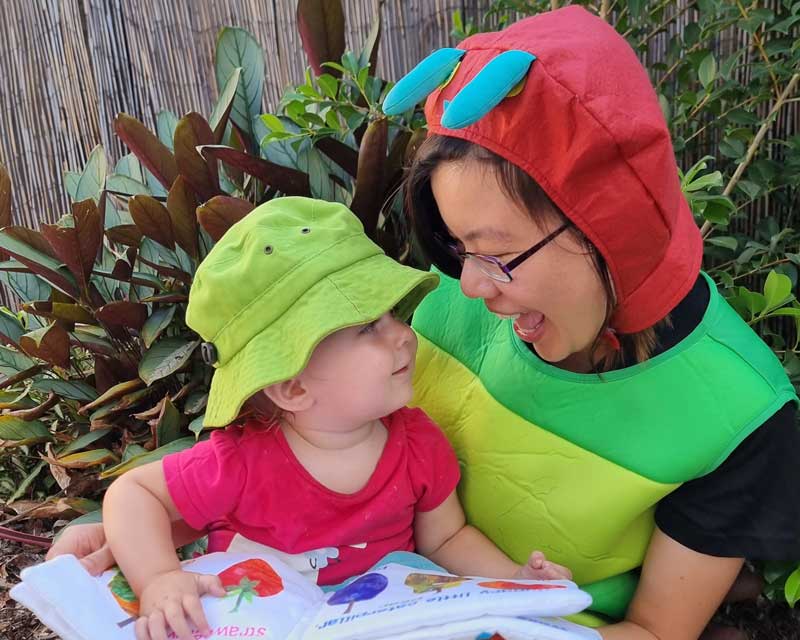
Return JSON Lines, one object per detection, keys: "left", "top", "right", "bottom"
{"left": 733, "top": 258, "right": 792, "bottom": 282}
{"left": 701, "top": 73, "right": 800, "bottom": 238}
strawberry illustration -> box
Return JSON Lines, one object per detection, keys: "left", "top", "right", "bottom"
{"left": 217, "top": 558, "right": 284, "bottom": 612}
{"left": 478, "top": 580, "right": 566, "bottom": 590}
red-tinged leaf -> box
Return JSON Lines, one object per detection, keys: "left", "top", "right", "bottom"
{"left": 137, "top": 256, "right": 192, "bottom": 285}
{"left": 95, "top": 301, "right": 149, "bottom": 331}
{"left": 19, "top": 323, "right": 71, "bottom": 368}
{"left": 316, "top": 137, "right": 359, "bottom": 177}
{"left": 129, "top": 195, "right": 175, "bottom": 249}
{"left": 297, "top": 0, "right": 346, "bottom": 76}
{"left": 21, "top": 301, "right": 96, "bottom": 326}
{"left": 0, "top": 163, "right": 11, "bottom": 261}
{"left": 166, "top": 177, "right": 199, "bottom": 259}
{"left": 114, "top": 113, "right": 178, "bottom": 190}
{"left": 198, "top": 145, "right": 310, "bottom": 197}
{"left": 93, "top": 355, "right": 120, "bottom": 394}
{"left": 41, "top": 199, "right": 103, "bottom": 291}
{"left": 79, "top": 378, "right": 145, "bottom": 414}
{"left": 174, "top": 112, "right": 220, "bottom": 202}
{"left": 106, "top": 225, "right": 143, "bottom": 246}
{"left": 0, "top": 231, "right": 80, "bottom": 299}
{"left": 386, "top": 129, "right": 412, "bottom": 186}
{"left": 196, "top": 196, "right": 254, "bottom": 242}
{"left": 4, "top": 226, "right": 59, "bottom": 260}
{"left": 111, "top": 257, "right": 133, "bottom": 282}
{"left": 350, "top": 117, "right": 388, "bottom": 237}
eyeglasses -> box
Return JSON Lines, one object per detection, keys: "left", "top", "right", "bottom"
{"left": 441, "top": 222, "right": 572, "bottom": 283}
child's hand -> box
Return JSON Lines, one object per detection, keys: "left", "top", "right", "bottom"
{"left": 135, "top": 569, "right": 226, "bottom": 640}
{"left": 514, "top": 550, "right": 573, "bottom": 581}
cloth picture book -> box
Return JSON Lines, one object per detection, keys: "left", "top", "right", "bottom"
{"left": 11, "top": 551, "right": 601, "bottom": 640}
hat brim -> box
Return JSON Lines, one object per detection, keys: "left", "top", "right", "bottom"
{"left": 203, "top": 255, "right": 439, "bottom": 427}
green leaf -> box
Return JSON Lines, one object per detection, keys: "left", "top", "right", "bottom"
{"left": 785, "top": 566, "right": 800, "bottom": 607}
{"left": 210, "top": 67, "right": 242, "bottom": 143}
{"left": 75, "top": 145, "right": 108, "bottom": 203}
{"left": 719, "top": 137, "right": 745, "bottom": 159}
{"left": 698, "top": 53, "right": 717, "bottom": 89}
{"left": 106, "top": 174, "right": 150, "bottom": 197}
{"left": 139, "top": 338, "right": 200, "bottom": 385}
{"left": 58, "top": 427, "right": 112, "bottom": 456}
{"left": 215, "top": 28, "right": 265, "bottom": 148}
{"left": 0, "top": 269, "right": 52, "bottom": 305}
{"left": 0, "top": 309, "right": 25, "bottom": 346}
{"left": 8, "top": 460, "right": 47, "bottom": 502}
{"left": 189, "top": 414, "right": 206, "bottom": 437}
{"left": 736, "top": 179, "right": 761, "bottom": 200}
{"left": 32, "top": 378, "right": 99, "bottom": 402}
{"left": 53, "top": 509, "right": 102, "bottom": 541}
{"left": 141, "top": 305, "right": 176, "bottom": 349}
{"left": 684, "top": 170, "right": 723, "bottom": 192}
{"left": 64, "top": 171, "right": 80, "bottom": 200}
{"left": 156, "top": 397, "right": 183, "bottom": 446}
{"left": 706, "top": 236, "right": 738, "bottom": 251}
{"left": 0, "top": 344, "right": 36, "bottom": 376}
{"left": 114, "top": 154, "right": 145, "bottom": 182}
{"left": 100, "top": 437, "right": 195, "bottom": 478}
{"left": 317, "top": 74, "right": 338, "bottom": 100}
{"left": 763, "top": 270, "right": 793, "bottom": 310}
{"left": 260, "top": 114, "right": 285, "bottom": 134}
{"left": 157, "top": 110, "right": 179, "bottom": 152}
{"left": 0, "top": 415, "right": 52, "bottom": 445}
{"left": 56, "top": 448, "right": 117, "bottom": 469}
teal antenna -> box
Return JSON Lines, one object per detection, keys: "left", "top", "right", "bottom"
{"left": 441, "top": 50, "right": 536, "bottom": 129}
{"left": 383, "top": 48, "right": 465, "bottom": 115}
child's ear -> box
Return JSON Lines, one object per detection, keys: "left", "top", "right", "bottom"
{"left": 262, "top": 378, "right": 314, "bottom": 412}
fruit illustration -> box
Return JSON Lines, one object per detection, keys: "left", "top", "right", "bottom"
{"left": 327, "top": 573, "right": 388, "bottom": 614}
{"left": 218, "top": 558, "right": 284, "bottom": 612}
{"left": 404, "top": 572, "right": 470, "bottom": 594}
{"left": 108, "top": 569, "right": 139, "bottom": 628}
{"left": 477, "top": 580, "right": 566, "bottom": 590}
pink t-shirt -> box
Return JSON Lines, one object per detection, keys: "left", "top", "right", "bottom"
{"left": 162, "top": 407, "right": 460, "bottom": 586}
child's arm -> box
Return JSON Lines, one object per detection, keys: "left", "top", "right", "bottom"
{"left": 104, "top": 461, "right": 225, "bottom": 640}
{"left": 414, "top": 490, "right": 572, "bottom": 580}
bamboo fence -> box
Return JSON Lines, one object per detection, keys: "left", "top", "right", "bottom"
{"left": 0, "top": 0, "right": 796, "bottom": 235}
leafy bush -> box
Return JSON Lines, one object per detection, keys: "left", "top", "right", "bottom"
{"left": 0, "top": 3, "right": 423, "bottom": 532}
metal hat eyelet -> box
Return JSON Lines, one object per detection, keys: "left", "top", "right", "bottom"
{"left": 264, "top": 245, "right": 274, "bottom": 254}
{"left": 301, "top": 227, "right": 311, "bottom": 234}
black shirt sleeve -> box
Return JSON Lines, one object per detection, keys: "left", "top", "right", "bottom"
{"left": 654, "top": 401, "right": 800, "bottom": 560}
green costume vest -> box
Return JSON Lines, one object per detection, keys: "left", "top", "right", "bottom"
{"left": 411, "top": 272, "right": 796, "bottom": 624}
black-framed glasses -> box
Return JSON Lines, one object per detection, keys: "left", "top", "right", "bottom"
{"left": 441, "top": 222, "right": 572, "bottom": 283}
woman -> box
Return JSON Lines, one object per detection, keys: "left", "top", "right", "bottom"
{"left": 49, "top": 6, "right": 799, "bottom": 639}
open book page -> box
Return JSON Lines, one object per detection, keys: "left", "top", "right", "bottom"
{"left": 290, "top": 563, "right": 595, "bottom": 640}
{"left": 12, "top": 551, "right": 599, "bottom": 640}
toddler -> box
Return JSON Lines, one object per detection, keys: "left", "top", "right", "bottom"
{"left": 103, "top": 197, "right": 571, "bottom": 640}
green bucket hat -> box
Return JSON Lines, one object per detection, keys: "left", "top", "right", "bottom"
{"left": 186, "top": 197, "right": 439, "bottom": 427}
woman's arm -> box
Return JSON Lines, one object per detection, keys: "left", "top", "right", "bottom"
{"left": 46, "top": 519, "right": 205, "bottom": 575}
{"left": 600, "top": 527, "right": 743, "bottom": 640}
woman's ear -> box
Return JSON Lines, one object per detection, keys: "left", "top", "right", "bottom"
{"left": 262, "top": 378, "right": 314, "bottom": 412}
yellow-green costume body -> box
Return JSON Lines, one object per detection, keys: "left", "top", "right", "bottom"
{"left": 411, "top": 272, "right": 797, "bottom": 624}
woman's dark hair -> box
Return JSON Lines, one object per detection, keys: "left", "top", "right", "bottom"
{"left": 405, "top": 135, "right": 667, "bottom": 371}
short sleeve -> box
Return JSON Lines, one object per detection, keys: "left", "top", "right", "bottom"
{"left": 162, "top": 427, "right": 248, "bottom": 531}
{"left": 655, "top": 401, "right": 800, "bottom": 559}
{"left": 403, "top": 407, "right": 461, "bottom": 512}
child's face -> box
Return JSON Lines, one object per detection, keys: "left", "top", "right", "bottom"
{"left": 298, "top": 311, "right": 418, "bottom": 426}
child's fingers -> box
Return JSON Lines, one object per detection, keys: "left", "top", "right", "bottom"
{"left": 198, "top": 573, "right": 227, "bottom": 598}
{"left": 527, "top": 550, "right": 546, "bottom": 569}
{"left": 147, "top": 609, "right": 169, "bottom": 640}
{"left": 134, "top": 616, "right": 151, "bottom": 640}
{"left": 163, "top": 601, "right": 195, "bottom": 640}
{"left": 183, "top": 594, "right": 212, "bottom": 636}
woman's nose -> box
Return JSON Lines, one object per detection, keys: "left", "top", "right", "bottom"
{"left": 459, "top": 259, "right": 500, "bottom": 300}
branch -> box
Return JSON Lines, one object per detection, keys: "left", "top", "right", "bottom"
{"left": 701, "top": 73, "right": 800, "bottom": 238}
